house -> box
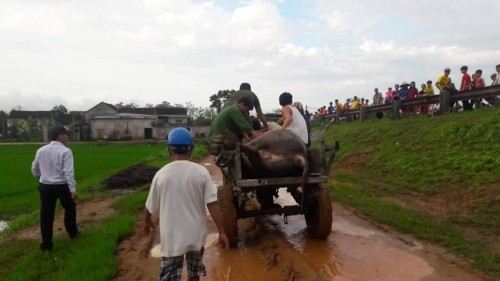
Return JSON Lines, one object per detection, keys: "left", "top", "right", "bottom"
{"left": 85, "top": 102, "right": 189, "bottom": 140}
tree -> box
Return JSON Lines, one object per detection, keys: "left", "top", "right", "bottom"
{"left": 115, "top": 102, "right": 139, "bottom": 109}
{"left": 156, "top": 101, "right": 172, "bottom": 108}
{"left": 51, "top": 105, "right": 70, "bottom": 125}
{"left": 51, "top": 105, "right": 68, "bottom": 114}
{"left": 8, "top": 120, "right": 22, "bottom": 140}
{"left": 209, "top": 89, "right": 234, "bottom": 113}
{"left": 192, "top": 107, "right": 215, "bottom": 126}
{"left": 21, "top": 117, "right": 42, "bottom": 141}
{"left": 183, "top": 101, "right": 197, "bottom": 119}
{"left": 272, "top": 108, "right": 282, "bottom": 115}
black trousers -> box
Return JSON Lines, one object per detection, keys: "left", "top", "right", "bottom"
{"left": 462, "top": 99, "right": 473, "bottom": 111}
{"left": 39, "top": 183, "right": 78, "bottom": 250}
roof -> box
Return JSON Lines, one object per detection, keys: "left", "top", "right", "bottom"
{"left": 8, "top": 111, "right": 53, "bottom": 119}
{"left": 118, "top": 107, "right": 187, "bottom": 115}
{"left": 85, "top": 102, "right": 118, "bottom": 113}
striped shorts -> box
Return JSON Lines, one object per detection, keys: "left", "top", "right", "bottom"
{"left": 159, "top": 248, "right": 206, "bottom": 281}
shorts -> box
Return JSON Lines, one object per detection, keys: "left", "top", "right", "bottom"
{"left": 159, "top": 248, "right": 206, "bottom": 281}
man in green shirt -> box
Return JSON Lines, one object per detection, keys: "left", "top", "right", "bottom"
{"left": 223, "top": 82, "right": 269, "bottom": 131}
{"left": 208, "top": 96, "right": 262, "bottom": 155}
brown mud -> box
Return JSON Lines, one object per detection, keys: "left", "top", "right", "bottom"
{"left": 14, "top": 164, "right": 156, "bottom": 240}
{"left": 104, "top": 163, "right": 159, "bottom": 189}
{"left": 17, "top": 198, "right": 118, "bottom": 240}
{"left": 113, "top": 155, "right": 492, "bottom": 281}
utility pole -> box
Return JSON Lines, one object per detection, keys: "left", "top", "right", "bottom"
{"left": 72, "top": 112, "right": 75, "bottom": 141}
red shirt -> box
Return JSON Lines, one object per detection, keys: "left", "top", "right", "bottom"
{"left": 409, "top": 87, "right": 419, "bottom": 99}
{"left": 460, "top": 73, "right": 471, "bottom": 91}
{"left": 474, "top": 77, "right": 485, "bottom": 88}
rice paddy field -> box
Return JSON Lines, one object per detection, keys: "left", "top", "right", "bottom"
{"left": 0, "top": 142, "right": 167, "bottom": 219}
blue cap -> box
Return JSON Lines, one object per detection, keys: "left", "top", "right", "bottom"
{"left": 167, "top": 127, "right": 193, "bottom": 146}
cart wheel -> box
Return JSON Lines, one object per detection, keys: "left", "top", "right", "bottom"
{"left": 303, "top": 183, "right": 332, "bottom": 239}
{"left": 217, "top": 184, "right": 238, "bottom": 247}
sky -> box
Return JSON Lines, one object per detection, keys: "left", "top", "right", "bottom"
{"left": 1, "top": 0, "right": 499, "bottom": 114}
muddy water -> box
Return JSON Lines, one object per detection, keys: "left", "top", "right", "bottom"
{"left": 140, "top": 158, "right": 487, "bottom": 281}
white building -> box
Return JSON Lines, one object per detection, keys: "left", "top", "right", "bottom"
{"left": 85, "top": 102, "right": 189, "bottom": 141}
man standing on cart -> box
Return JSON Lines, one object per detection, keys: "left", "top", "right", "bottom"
{"left": 223, "top": 82, "right": 269, "bottom": 131}
{"left": 208, "top": 96, "right": 263, "bottom": 155}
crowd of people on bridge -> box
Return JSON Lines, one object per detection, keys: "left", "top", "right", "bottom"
{"left": 309, "top": 64, "right": 500, "bottom": 123}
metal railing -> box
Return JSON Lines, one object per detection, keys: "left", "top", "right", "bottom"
{"left": 323, "top": 85, "right": 500, "bottom": 122}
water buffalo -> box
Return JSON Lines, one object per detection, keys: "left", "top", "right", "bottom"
{"left": 240, "top": 130, "right": 309, "bottom": 180}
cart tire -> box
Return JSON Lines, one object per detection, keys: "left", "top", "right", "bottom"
{"left": 303, "top": 183, "right": 332, "bottom": 239}
{"left": 217, "top": 184, "right": 238, "bottom": 247}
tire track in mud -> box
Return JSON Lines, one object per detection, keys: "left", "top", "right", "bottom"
{"left": 205, "top": 156, "right": 336, "bottom": 281}
{"left": 203, "top": 154, "right": 333, "bottom": 280}
{"left": 203, "top": 217, "right": 334, "bottom": 281}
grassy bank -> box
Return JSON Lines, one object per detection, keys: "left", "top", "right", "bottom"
{"left": 324, "top": 107, "right": 500, "bottom": 278}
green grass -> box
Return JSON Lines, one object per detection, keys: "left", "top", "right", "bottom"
{"left": 324, "top": 110, "right": 500, "bottom": 193}
{"left": 0, "top": 140, "right": 208, "bottom": 281}
{"left": 325, "top": 107, "right": 500, "bottom": 278}
{"left": 0, "top": 191, "right": 148, "bottom": 281}
{"left": 0, "top": 143, "right": 166, "bottom": 198}
{"left": 0, "top": 143, "right": 166, "bottom": 218}
{"left": 0, "top": 140, "right": 206, "bottom": 215}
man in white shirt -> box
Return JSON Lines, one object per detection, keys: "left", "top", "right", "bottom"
{"left": 143, "top": 127, "right": 229, "bottom": 281}
{"left": 32, "top": 125, "right": 79, "bottom": 251}
{"left": 494, "top": 64, "right": 500, "bottom": 85}
{"left": 278, "top": 92, "right": 308, "bottom": 145}
{"left": 372, "top": 88, "right": 384, "bottom": 106}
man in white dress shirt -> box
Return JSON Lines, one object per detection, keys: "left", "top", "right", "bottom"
{"left": 32, "top": 125, "right": 79, "bottom": 251}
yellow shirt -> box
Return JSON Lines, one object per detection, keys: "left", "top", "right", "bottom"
{"left": 436, "top": 75, "right": 451, "bottom": 91}
{"left": 424, "top": 85, "right": 434, "bottom": 95}
{"left": 352, "top": 100, "right": 360, "bottom": 109}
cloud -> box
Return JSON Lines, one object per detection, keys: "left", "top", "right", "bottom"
{"left": 0, "top": 0, "right": 499, "bottom": 115}
{"left": 359, "top": 40, "right": 394, "bottom": 52}
{"left": 0, "top": 90, "right": 71, "bottom": 112}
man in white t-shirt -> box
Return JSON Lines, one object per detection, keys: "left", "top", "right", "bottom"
{"left": 278, "top": 92, "right": 308, "bottom": 145}
{"left": 494, "top": 64, "right": 500, "bottom": 85}
{"left": 143, "top": 127, "right": 229, "bottom": 281}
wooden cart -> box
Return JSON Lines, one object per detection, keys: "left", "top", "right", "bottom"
{"left": 215, "top": 140, "right": 339, "bottom": 246}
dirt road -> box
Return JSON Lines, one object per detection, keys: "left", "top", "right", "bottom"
{"left": 112, "top": 156, "right": 491, "bottom": 281}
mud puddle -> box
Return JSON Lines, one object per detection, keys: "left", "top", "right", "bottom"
{"left": 200, "top": 190, "right": 486, "bottom": 281}
{"left": 113, "top": 156, "right": 490, "bottom": 281}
